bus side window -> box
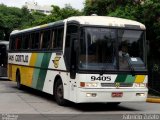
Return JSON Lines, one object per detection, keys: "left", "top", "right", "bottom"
{"left": 54, "top": 27, "right": 64, "bottom": 49}
{"left": 31, "top": 32, "right": 40, "bottom": 50}
{"left": 22, "top": 34, "right": 30, "bottom": 50}
{"left": 15, "top": 36, "right": 22, "bottom": 50}
{"left": 41, "top": 30, "right": 51, "bottom": 50}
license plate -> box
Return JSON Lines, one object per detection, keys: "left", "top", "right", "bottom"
{"left": 112, "top": 92, "right": 123, "bottom": 97}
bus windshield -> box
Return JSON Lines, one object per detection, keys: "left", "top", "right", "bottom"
{"left": 79, "top": 27, "right": 145, "bottom": 71}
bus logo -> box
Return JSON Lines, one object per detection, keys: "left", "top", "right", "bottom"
{"left": 53, "top": 56, "right": 61, "bottom": 68}
{"left": 115, "top": 83, "right": 120, "bottom": 88}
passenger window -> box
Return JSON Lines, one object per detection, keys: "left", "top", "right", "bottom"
{"left": 31, "top": 32, "right": 40, "bottom": 49}
{"left": 15, "top": 36, "right": 22, "bottom": 50}
{"left": 54, "top": 27, "right": 64, "bottom": 49}
{"left": 41, "top": 30, "right": 51, "bottom": 49}
{"left": 22, "top": 34, "right": 30, "bottom": 49}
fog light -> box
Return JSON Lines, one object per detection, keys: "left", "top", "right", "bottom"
{"left": 86, "top": 93, "right": 97, "bottom": 97}
{"left": 136, "top": 93, "right": 145, "bottom": 96}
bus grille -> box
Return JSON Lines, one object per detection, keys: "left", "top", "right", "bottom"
{"left": 101, "top": 83, "right": 133, "bottom": 87}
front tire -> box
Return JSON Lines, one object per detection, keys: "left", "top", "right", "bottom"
{"left": 54, "top": 79, "right": 67, "bottom": 106}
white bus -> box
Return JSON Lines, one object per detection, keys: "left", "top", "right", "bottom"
{"left": 0, "top": 40, "right": 9, "bottom": 77}
{"left": 8, "top": 16, "right": 148, "bottom": 106}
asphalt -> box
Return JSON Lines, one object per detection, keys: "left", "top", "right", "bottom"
{"left": 1, "top": 77, "right": 160, "bottom": 103}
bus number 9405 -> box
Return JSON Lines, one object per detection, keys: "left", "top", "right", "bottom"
{"left": 91, "top": 76, "right": 111, "bottom": 81}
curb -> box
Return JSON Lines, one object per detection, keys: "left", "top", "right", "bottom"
{"left": 146, "top": 98, "right": 160, "bottom": 103}
{"left": 0, "top": 77, "right": 9, "bottom": 81}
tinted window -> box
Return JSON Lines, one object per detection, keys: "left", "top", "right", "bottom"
{"left": 41, "top": 30, "right": 51, "bottom": 49}
{"left": 79, "top": 27, "right": 116, "bottom": 70}
{"left": 54, "top": 27, "right": 64, "bottom": 49}
{"left": 64, "top": 24, "right": 79, "bottom": 70}
{"left": 22, "top": 34, "right": 30, "bottom": 49}
{"left": 118, "top": 30, "right": 144, "bottom": 70}
{"left": 15, "top": 36, "right": 22, "bottom": 50}
{"left": 31, "top": 32, "right": 39, "bottom": 49}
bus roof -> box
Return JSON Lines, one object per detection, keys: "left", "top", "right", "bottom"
{"left": 11, "top": 16, "right": 145, "bottom": 35}
{"left": 66, "top": 16, "right": 145, "bottom": 29}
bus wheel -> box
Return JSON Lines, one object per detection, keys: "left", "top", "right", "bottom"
{"left": 16, "top": 71, "right": 22, "bottom": 90}
{"left": 54, "top": 79, "right": 67, "bottom": 106}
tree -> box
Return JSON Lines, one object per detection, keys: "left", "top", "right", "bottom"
{"left": 31, "top": 4, "right": 83, "bottom": 26}
{"left": 0, "top": 4, "right": 23, "bottom": 40}
{"left": 83, "top": 0, "right": 140, "bottom": 15}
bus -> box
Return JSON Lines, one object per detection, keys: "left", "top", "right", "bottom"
{"left": 0, "top": 40, "right": 9, "bottom": 77}
{"left": 8, "top": 16, "right": 148, "bottom": 106}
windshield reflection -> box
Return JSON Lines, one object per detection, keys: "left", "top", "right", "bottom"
{"left": 118, "top": 30, "right": 144, "bottom": 70}
{"left": 79, "top": 27, "right": 145, "bottom": 71}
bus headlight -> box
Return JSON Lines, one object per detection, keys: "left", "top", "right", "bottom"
{"left": 134, "top": 83, "right": 146, "bottom": 88}
{"left": 80, "top": 82, "right": 98, "bottom": 87}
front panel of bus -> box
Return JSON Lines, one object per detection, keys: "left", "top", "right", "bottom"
{"left": 70, "top": 26, "right": 148, "bottom": 103}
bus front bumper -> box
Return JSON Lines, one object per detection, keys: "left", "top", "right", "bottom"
{"left": 76, "top": 88, "right": 148, "bottom": 103}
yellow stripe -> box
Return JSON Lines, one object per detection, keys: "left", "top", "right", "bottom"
{"left": 29, "top": 53, "right": 37, "bottom": 66}
{"left": 21, "top": 53, "right": 37, "bottom": 87}
{"left": 135, "top": 75, "right": 145, "bottom": 83}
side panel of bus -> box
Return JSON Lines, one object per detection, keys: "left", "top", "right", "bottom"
{"left": 8, "top": 52, "right": 70, "bottom": 97}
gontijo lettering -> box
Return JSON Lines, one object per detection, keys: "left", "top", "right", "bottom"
{"left": 15, "top": 55, "right": 28, "bottom": 63}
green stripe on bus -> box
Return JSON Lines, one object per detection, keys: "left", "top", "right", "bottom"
{"left": 35, "top": 53, "right": 44, "bottom": 67}
{"left": 124, "top": 75, "right": 135, "bottom": 83}
{"left": 36, "top": 53, "right": 52, "bottom": 90}
{"left": 115, "top": 74, "right": 127, "bottom": 82}
{"left": 32, "top": 53, "right": 44, "bottom": 88}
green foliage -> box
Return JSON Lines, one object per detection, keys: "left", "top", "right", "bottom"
{"left": 83, "top": 0, "right": 141, "bottom": 16}
{"left": 60, "top": 4, "right": 83, "bottom": 19}
{"left": 0, "top": 4, "right": 23, "bottom": 40}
